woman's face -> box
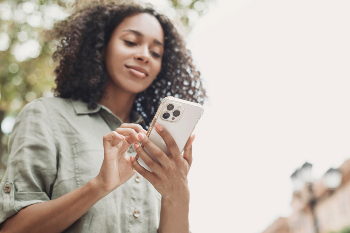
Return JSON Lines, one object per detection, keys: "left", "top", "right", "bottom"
{"left": 104, "top": 13, "right": 164, "bottom": 94}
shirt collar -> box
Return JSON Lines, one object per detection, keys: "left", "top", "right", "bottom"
{"left": 70, "top": 98, "right": 145, "bottom": 125}
{"left": 130, "top": 110, "right": 144, "bottom": 125}
{"left": 71, "top": 99, "right": 102, "bottom": 115}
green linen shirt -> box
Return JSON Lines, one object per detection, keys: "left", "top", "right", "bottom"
{"left": 0, "top": 97, "right": 162, "bottom": 232}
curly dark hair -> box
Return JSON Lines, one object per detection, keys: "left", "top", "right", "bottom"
{"left": 50, "top": 2, "right": 206, "bottom": 127}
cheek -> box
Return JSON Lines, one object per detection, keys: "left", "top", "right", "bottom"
{"left": 106, "top": 42, "right": 129, "bottom": 65}
{"left": 152, "top": 60, "right": 162, "bottom": 77}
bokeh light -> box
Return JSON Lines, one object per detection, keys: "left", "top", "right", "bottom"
{"left": 1, "top": 117, "right": 16, "bottom": 135}
{"left": 0, "top": 33, "right": 10, "bottom": 51}
{"left": 11, "top": 39, "right": 41, "bottom": 62}
{"left": 0, "top": 3, "right": 12, "bottom": 21}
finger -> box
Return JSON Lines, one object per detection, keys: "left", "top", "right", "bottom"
{"left": 154, "top": 123, "right": 180, "bottom": 160}
{"left": 103, "top": 131, "right": 124, "bottom": 148}
{"left": 120, "top": 123, "right": 147, "bottom": 135}
{"left": 131, "top": 155, "right": 160, "bottom": 183}
{"left": 137, "top": 133, "right": 170, "bottom": 166}
{"left": 183, "top": 134, "right": 195, "bottom": 167}
{"left": 116, "top": 128, "right": 140, "bottom": 144}
{"left": 133, "top": 142, "right": 164, "bottom": 174}
{"left": 110, "top": 131, "right": 132, "bottom": 153}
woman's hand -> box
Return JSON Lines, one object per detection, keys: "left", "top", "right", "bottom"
{"left": 96, "top": 123, "right": 146, "bottom": 193}
{"left": 131, "top": 123, "right": 195, "bottom": 203}
{"left": 115, "top": 123, "right": 147, "bottom": 144}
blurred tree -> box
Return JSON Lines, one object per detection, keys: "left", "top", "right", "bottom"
{"left": 329, "top": 226, "right": 350, "bottom": 233}
{"left": 0, "top": 0, "right": 213, "bottom": 180}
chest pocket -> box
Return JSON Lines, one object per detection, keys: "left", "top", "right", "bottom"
{"left": 72, "top": 142, "right": 104, "bottom": 187}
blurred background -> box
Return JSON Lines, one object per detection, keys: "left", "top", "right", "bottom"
{"left": 1, "top": 0, "right": 350, "bottom": 233}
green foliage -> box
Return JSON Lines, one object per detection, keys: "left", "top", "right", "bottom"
{"left": 329, "top": 226, "right": 350, "bottom": 233}
{"left": 0, "top": 0, "right": 213, "bottom": 180}
{"left": 168, "top": 0, "right": 210, "bottom": 33}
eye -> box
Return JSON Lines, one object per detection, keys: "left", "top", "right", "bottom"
{"left": 124, "top": 40, "right": 136, "bottom": 46}
{"left": 151, "top": 51, "right": 161, "bottom": 58}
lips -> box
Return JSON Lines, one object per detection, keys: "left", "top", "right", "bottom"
{"left": 125, "top": 65, "right": 149, "bottom": 78}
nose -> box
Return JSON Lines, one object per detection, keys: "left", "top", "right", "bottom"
{"left": 134, "top": 45, "right": 149, "bottom": 63}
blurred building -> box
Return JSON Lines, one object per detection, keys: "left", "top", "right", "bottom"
{"left": 262, "top": 159, "right": 350, "bottom": 233}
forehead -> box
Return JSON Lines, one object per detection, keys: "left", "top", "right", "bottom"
{"left": 115, "top": 13, "right": 164, "bottom": 44}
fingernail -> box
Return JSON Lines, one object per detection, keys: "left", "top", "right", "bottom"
{"left": 138, "top": 133, "right": 144, "bottom": 141}
{"left": 155, "top": 123, "right": 163, "bottom": 132}
{"left": 143, "top": 130, "right": 147, "bottom": 134}
{"left": 134, "top": 142, "right": 140, "bottom": 149}
{"left": 130, "top": 156, "right": 134, "bottom": 162}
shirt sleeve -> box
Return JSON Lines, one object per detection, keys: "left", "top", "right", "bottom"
{"left": 0, "top": 99, "right": 57, "bottom": 225}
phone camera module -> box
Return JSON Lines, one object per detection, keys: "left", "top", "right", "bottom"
{"left": 173, "top": 110, "right": 180, "bottom": 117}
{"left": 167, "top": 104, "right": 174, "bottom": 111}
{"left": 162, "top": 112, "right": 170, "bottom": 119}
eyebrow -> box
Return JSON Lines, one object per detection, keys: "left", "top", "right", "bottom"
{"left": 123, "top": 29, "right": 163, "bottom": 46}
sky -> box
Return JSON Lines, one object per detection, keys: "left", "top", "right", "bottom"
{"left": 182, "top": 0, "right": 350, "bottom": 232}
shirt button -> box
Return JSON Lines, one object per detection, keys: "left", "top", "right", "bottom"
{"left": 135, "top": 175, "right": 141, "bottom": 183}
{"left": 4, "top": 185, "right": 11, "bottom": 194}
{"left": 128, "top": 146, "right": 134, "bottom": 153}
{"left": 133, "top": 210, "right": 140, "bottom": 218}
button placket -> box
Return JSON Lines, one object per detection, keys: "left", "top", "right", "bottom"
{"left": 134, "top": 174, "right": 141, "bottom": 183}
{"left": 133, "top": 209, "right": 140, "bottom": 218}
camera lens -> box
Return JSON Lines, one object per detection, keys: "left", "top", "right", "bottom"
{"left": 162, "top": 112, "right": 170, "bottom": 119}
{"left": 173, "top": 110, "right": 180, "bottom": 117}
{"left": 167, "top": 104, "right": 174, "bottom": 111}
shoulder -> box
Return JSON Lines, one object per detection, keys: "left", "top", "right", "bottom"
{"left": 23, "top": 97, "right": 74, "bottom": 113}
{"left": 17, "top": 97, "right": 75, "bottom": 123}
{"left": 21, "top": 97, "right": 70, "bottom": 110}
{"left": 36, "top": 97, "right": 72, "bottom": 108}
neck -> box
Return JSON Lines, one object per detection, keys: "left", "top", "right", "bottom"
{"left": 98, "top": 82, "right": 137, "bottom": 123}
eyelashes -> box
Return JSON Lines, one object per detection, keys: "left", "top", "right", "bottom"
{"left": 124, "top": 40, "right": 162, "bottom": 58}
{"left": 151, "top": 52, "right": 161, "bottom": 58}
{"left": 124, "top": 40, "right": 137, "bottom": 46}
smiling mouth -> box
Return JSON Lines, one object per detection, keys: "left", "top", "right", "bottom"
{"left": 125, "top": 65, "right": 148, "bottom": 78}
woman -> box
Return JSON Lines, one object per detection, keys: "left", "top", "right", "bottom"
{"left": 0, "top": 2, "right": 206, "bottom": 233}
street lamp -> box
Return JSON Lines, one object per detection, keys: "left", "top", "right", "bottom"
{"left": 291, "top": 162, "right": 318, "bottom": 233}
{"left": 291, "top": 169, "right": 303, "bottom": 192}
{"left": 291, "top": 163, "right": 343, "bottom": 233}
{"left": 300, "top": 162, "right": 313, "bottom": 184}
{"left": 323, "top": 168, "right": 342, "bottom": 190}
{"left": 291, "top": 162, "right": 314, "bottom": 192}
{"left": 300, "top": 162, "right": 319, "bottom": 233}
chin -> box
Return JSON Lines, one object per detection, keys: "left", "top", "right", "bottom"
{"left": 110, "top": 72, "right": 154, "bottom": 94}
{"left": 122, "top": 83, "right": 150, "bottom": 94}
{"left": 125, "top": 78, "right": 154, "bottom": 93}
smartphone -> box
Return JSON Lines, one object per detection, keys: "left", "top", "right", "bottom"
{"left": 136, "top": 96, "right": 204, "bottom": 172}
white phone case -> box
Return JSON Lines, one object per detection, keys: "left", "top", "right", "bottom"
{"left": 136, "top": 97, "right": 204, "bottom": 172}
